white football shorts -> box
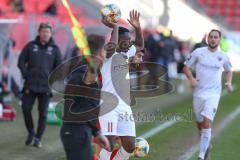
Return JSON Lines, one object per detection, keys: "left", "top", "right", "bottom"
{"left": 99, "top": 105, "right": 136, "bottom": 137}
{"left": 193, "top": 95, "right": 220, "bottom": 122}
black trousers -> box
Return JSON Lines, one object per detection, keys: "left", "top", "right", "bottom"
{"left": 60, "top": 124, "right": 93, "bottom": 160}
{"left": 21, "top": 92, "right": 50, "bottom": 139}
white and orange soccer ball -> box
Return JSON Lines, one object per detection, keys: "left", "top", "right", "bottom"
{"left": 100, "top": 4, "right": 121, "bottom": 23}
{"left": 134, "top": 137, "right": 150, "bottom": 158}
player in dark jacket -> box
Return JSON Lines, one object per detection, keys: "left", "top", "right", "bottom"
{"left": 18, "top": 23, "right": 62, "bottom": 147}
{"left": 60, "top": 34, "right": 113, "bottom": 160}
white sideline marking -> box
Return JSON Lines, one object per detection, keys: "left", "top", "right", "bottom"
{"left": 138, "top": 85, "right": 236, "bottom": 140}
{"left": 139, "top": 120, "right": 177, "bottom": 139}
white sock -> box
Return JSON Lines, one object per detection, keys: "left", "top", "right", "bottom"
{"left": 99, "top": 149, "right": 112, "bottom": 160}
{"left": 111, "top": 147, "right": 131, "bottom": 160}
{"left": 199, "top": 128, "right": 211, "bottom": 159}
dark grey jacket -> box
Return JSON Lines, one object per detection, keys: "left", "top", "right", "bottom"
{"left": 18, "top": 36, "right": 62, "bottom": 93}
{"left": 63, "top": 65, "right": 101, "bottom": 137}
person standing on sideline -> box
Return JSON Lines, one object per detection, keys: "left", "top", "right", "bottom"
{"left": 18, "top": 23, "right": 62, "bottom": 147}
{"left": 183, "top": 29, "right": 233, "bottom": 160}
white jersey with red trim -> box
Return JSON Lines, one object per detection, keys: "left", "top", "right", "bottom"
{"left": 99, "top": 45, "right": 136, "bottom": 137}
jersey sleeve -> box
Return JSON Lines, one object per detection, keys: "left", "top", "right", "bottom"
{"left": 223, "top": 55, "right": 232, "bottom": 71}
{"left": 126, "top": 45, "right": 137, "bottom": 58}
{"left": 184, "top": 49, "right": 199, "bottom": 69}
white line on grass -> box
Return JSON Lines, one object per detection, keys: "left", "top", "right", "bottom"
{"left": 178, "top": 106, "right": 240, "bottom": 160}
{"left": 138, "top": 85, "right": 237, "bottom": 140}
{"left": 139, "top": 120, "right": 177, "bottom": 139}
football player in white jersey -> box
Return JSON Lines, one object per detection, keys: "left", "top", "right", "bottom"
{"left": 183, "top": 29, "right": 233, "bottom": 160}
{"left": 99, "top": 10, "right": 144, "bottom": 160}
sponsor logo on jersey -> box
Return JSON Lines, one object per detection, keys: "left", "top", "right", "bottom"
{"left": 217, "top": 57, "right": 222, "bottom": 61}
{"left": 33, "top": 45, "right": 39, "bottom": 52}
{"left": 46, "top": 47, "right": 53, "bottom": 55}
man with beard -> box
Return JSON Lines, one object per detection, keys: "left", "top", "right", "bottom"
{"left": 183, "top": 29, "right": 233, "bottom": 160}
{"left": 18, "top": 23, "right": 62, "bottom": 147}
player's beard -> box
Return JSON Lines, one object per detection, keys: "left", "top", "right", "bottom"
{"left": 208, "top": 43, "right": 218, "bottom": 49}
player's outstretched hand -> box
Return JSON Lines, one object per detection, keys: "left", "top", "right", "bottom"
{"left": 127, "top": 10, "right": 141, "bottom": 29}
{"left": 96, "top": 134, "right": 111, "bottom": 151}
{"left": 225, "top": 83, "right": 233, "bottom": 92}
{"left": 101, "top": 16, "right": 118, "bottom": 28}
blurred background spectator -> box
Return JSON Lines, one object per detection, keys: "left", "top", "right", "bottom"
{"left": 45, "top": 0, "right": 57, "bottom": 16}
{"left": 192, "top": 34, "right": 208, "bottom": 51}
{"left": 8, "top": 0, "right": 24, "bottom": 13}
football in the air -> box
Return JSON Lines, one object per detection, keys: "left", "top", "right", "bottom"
{"left": 100, "top": 4, "right": 121, "bottom": 23}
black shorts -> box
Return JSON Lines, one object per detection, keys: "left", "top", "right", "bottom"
{"left": 60, "top": 123, "right": 93, "bottom": 160}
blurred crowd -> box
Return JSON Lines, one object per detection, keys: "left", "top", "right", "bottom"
{"left": 0, "top": 0, "right": 24, "bottom": 14}
{"left": 0, "top": 0, "right": 57, "bottom": 15}
{"left": 143, "top": 27, "right": 186, "bottom": 79}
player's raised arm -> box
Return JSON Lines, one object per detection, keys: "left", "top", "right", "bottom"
{"left": 101, "top": 16, "right": 119, "bottom": 58}
{"left": 128, "top": 10, "right": 144, "bottom": 51}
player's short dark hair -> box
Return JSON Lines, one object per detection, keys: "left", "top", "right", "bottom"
{"left": 209, "top": 29, "right": 221, "bottom": 38}
{"left": 87, "top": 34, "right": 105, "bottom": 55}
{"left": 119, "top": 27, "right": 130, "bottom": 36}
{"left": 38, "top": 22, "right": 52, "bottom": 32}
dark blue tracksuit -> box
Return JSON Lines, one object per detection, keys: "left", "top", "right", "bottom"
{"left": 18, "top": 36, "right": 62, "bottom": 139}
{"left": 60, "top": 65, "right": 101, "bottom": 160}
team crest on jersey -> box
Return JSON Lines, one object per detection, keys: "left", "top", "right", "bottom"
{"left": 46, "top": 47, "right": 53, "bottom": 55}
{"left": 33, "top": 45, "right": 39, "bottom": 52}
{"left": 217, "top": 57, "right": 222, "bottom": 61}
{"left": 48, "top": 46, "right": 53, "bottom": 51}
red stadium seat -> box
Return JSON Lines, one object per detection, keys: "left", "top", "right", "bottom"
{"left": 235, "top": 9, "right": 240, "bottom": 16}
{"left": 10, "top": 23, "right": 30, "bottom": 51}
{"left": 234, "top": 25, "right": 240, "bottom": 31}
{"left": 205, "top": 0, "right": 217, "bottom": 7}
{"left": 226, "top": 16, "right": 240, "bottom": 24}
{"left": 23, "top": 0, "right": 55, "bottom": 13}
{"left": 0, "top": 0, "right": 12, "bottom": 13}
{"left": 226, "top": 16, "right": 234, "bottom": 24}
{"left": 35, "top": 15, "right": 59, "bottom": 27}
{"left": 224, "top": 8, "right": 235, "bottom": 16}
{"left": 36, "top": 0, "right": 55, "bottom": 13}
{"left": 196, "top": 0, "right": 240, "bottom": 31}
{"left": 198, "top": 0, "right": 207, "bottom": 5}
{"left": 233, "top": 17, "right": 240, "bottom": 23}
{"left": 218, "top": 7, "right": 225, "bottom": 15}
{"left": 207, "top": 8, "right": 224, "bottom": 16}
{"left": 217, "top": 0, "right": 226, "bottom": 7}
{"left": 57, "top": 1, "right": 82, "bottom": 15}
{"left": 23, "top": 0, "right": 40, "bottom": 13}
{"left": 227, "top": 0, "right": 237, "bottom": 7}
{"left": 207, "top": 8, "right": 215, "bottom": 15}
